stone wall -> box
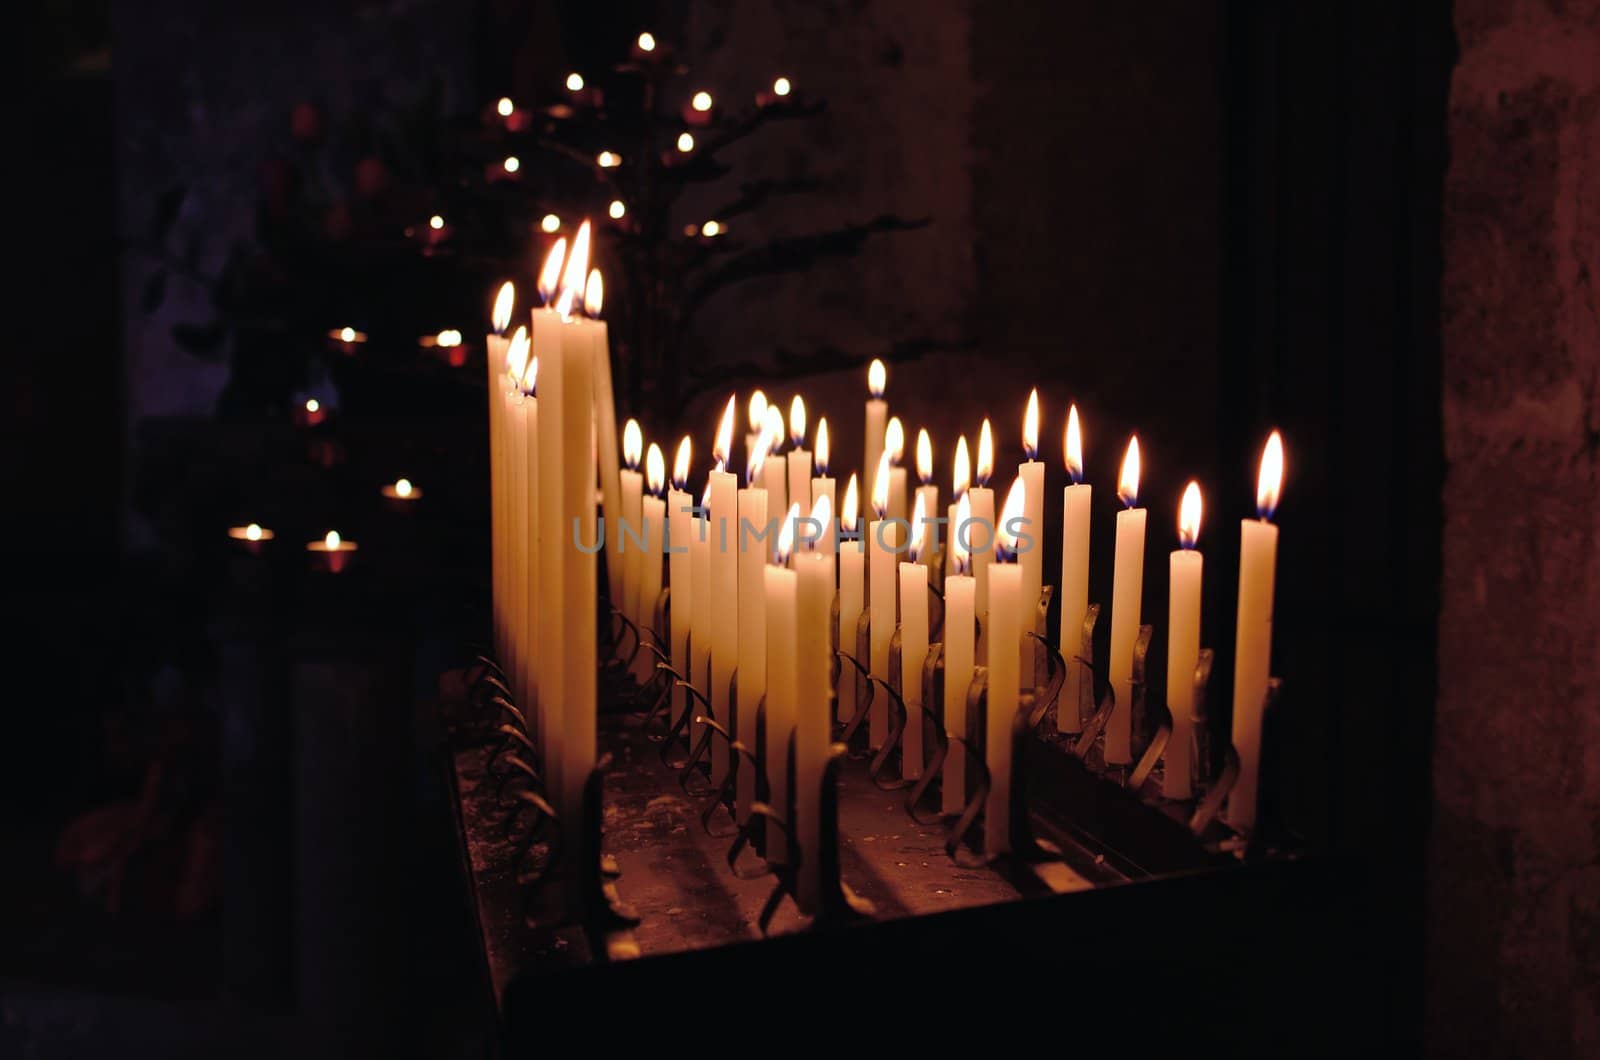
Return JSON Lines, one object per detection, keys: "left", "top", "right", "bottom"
{"left": 1429, "top": 1, "right": 1600, "bottom": 1055}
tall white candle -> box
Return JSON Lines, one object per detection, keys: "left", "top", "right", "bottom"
{"left": 794, "top": 495, "right": 835, "bottom": 912}
{"left": 969, "top": 419, "right": 997, "bottom": 663}
{"left": 868, "top": 452, "right": 902, "bottom": 750}
{"left": 984, "top": 478, "right": 1027, "bottom": 856}
{"left": 943, "top": 494, "right": 976, "bottom": 816}
{"left": 636, "top": 445, "right": 667, "bottom": 685}
{"left": 667, "top": 438, "right": 695, "bottom": 740}
{"left": 689, "top": 503, "right": 712, "bottom": 750}
{"left": 811, "top": 418, "right": 836, "bottom": 555}
{"left": 505, "top": 375, "right": 529, "bottom": 705}
{"left": 764, "top": 503, "right": 800, "bottom": 864}
{"left": 899, "top": 493, "right": 930, "bottom": 779}
{"left": 1107, "top": 436, "right": 1146, "bottom": 766}
{"left": 1166, "top": 481, "right": 1204, "bottom": 800}
{"left": 531, "top": 242, "right": 567, "bottom": 732}
{"left": 1058, "top": 406, "right": 1091, "bottom": 734}
{"left": 619, "top": 419, "right": 644, "bottom": 660}
{"left": 864, "top": 359, "right": 887, "bottom": 518}
{"left": 914, "top": 428, "right": 939, "bottom": 571}
{"left": 487, "top": 281, "right": 514, "bottom": 659}
{"left": 518, "top": 370, "right": 541, "bottom": 709}
{"left": 838, "top": 475, "right": 865, "bottom": 725}
{"left": 735, "top": 431, "right": 772, "bottom": 825}
{"left": 786, "top": 396, "right": 811, "bottom": 529}
{"left": 557, "top": 270, "right": 598, "bottom": 820}
{"left": 946, "top": 436, "right": 970, "bottom": 577}
{"left": 885, "top": 417, "right": 908, "bottom": 528}
{"left": 1018, "top": 390, "right": 1045, "bottom": 671}
{"left": 1228, "top": 432, "right": 1283, "bottom": 832}
{"left": 708, "top": 398, "right": 740, "bottom": 788}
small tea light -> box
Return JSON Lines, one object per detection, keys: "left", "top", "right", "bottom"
{"left": 327, "top": 326, "right": 368, "bottom": 354}
{"left": 381, "top": 477, "right": 423, "bottom": 505}
{"left": 307, "top": 529, "right": 358, "bottom": 572}
{"left": 228, "top": 522, "right": 275, "bottom": 553}
{"left": 295, "top": 397, "right": 328, "bottom": 427}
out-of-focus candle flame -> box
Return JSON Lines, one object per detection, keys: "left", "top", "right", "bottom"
{"left": 673, "top": 437, "right": 691, "bottom": 490}
{"left": 676, "top": 132, "right": 695, "bottom": 153}
{"left": 395, "top": 478, "right": 413, "bottom": 498}
{"left": 523, "top": 356, "right": 538, "bottom": 394}
{"left": 504, "top": 156, "right": 520, "bottom": 174}
{"left": 1118, "top": 436, "right": 1141, "bottom": 508}
{"left": 565, "top": 73, "right": 584, "bottom": 92}
{"left": 815, "top": 418, "right": 830, "bottom": 475}
{"left": 540, "top": 213, "right": 561, "bottom": 234}
{"left": 435, "top": 329, "right": 463, "bottom": 347}
{"left": 806, "top": 494, "right": 832, "bottom": 550}
{"left": 305, "top": 398, "right": 320, "bottom": 414}
{"left": 700, "top": 220, "right": 722, "bottom": 237}
{"left": 1178, "top": 481, "right": 1203, "bottom": 548}
{"left": 584, "top": 269, "right": 603, "bottom": 318}
{"left": 646, "top": 443, "right": 665, "bottom": 496}
{"left": 747, "top": 418, "right": 775, "bottom": 484}
{"left": 871, "top": 451, "right": 891, "bottom": 518}
{"left": 776, "top": 502, "right": 800, "bottom": 565}
{"left": 868, "top": 358, "right": 886, "bottom": 398}
{"left": 538, "top": 237, "right": 567, "bottom": 304}
{"left": 608, "top": 200, "right": 626, "bottom": 219}
{"left": 637, "top": 31, "right": 656, "bottom": 52}
{"left": 953, "top": 494, "right": 972, "bottom": 575}
{"left": 692, "top": 91, "right": 713, "bottom": 112}
{"left": 559, "top": 222, "right": 591, "bottom": 306}
{"left": 325, "top": 530, "right": 342, "bottom": 550}
{"left": 789, "top": 396, "right": 806, "bottom": 448}
{"left": 623, "top": 419, "right": 643, "bottom": 470}
{"left": 1257, "top": 430, "right": 1284, "bottom": 520}
{"left": 748, "top": 390, "right": 768, "bottom": 432}
{"left": 497, "top": 97, "right": 515, "bottom": 116}
{"left": 1023, "top": 388, "right": 1040, "bottom": 461}
{"left": 1065, "top": 404, "right": 1083, "bottom": 484}
{"left": 909, "top": 492, "right": 928, "bottom": 563}
{"left": 916, "top": 428, "right": 933, "bottom": 484}
{"left": 714, "top": 395, "right": 736, "bottom": 471}
{"left": 246, "top": 523, "right": 263, "bottom": 542}
{"left": 843, "top": 473, "right": 860, "bottom": 529}
{"left": 953, "top": 435, "right": 971, "bottom": 499}
{"left": 429, "top": 215, "right": 444, "bottom": 230}
{"left": 597, "top": 151, "right": 621, "bottom": 168}
{"left": 492, "top": 281, "right": 514, "bottom": 334}
{"left": 506, "top": 326, "right": 530, "bottom": 383}
{"left": 773, "top": 77, "right": 792, "bottom": 97}
{"left": 339, "top": 327, "right": 356, "bottom": 343}
{"left": 885, "top": 417, "right": 904, "bottom": 465}
{"left": 976, "top": 419, "right": 994, "bottom": 485}
{"left": 762, "top": 405, "right": 785, "bottom": 452}
{"left": 997, "top": 477, "right": 1026, "bottom": 563}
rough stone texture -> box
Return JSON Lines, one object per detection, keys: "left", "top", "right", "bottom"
{"left": 1431, "top": 2, "right": 1600, "bottom": 1056}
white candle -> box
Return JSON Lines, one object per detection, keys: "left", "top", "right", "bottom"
{"left": 1229, "top": 432, "right": 1283, "bottom": 831}
{"left": 914, "top": 427, "right": 939, "bottom": 570}
{"left": 864, "top": 359, "right": 887, "bottom": 517}
{"left": 884, "top": 416, "right": 907, "bottom": 528}
{"left": 505, "top": 380, "right": 529, "bottom": 703}
{"left": 786, "top": 396, "right": 811, "bottom": 529}
{"left": 794, "top": 496, "right": 835, "bottom": 912}
{"left": 984, "top": 478, "right": 1027, "bottom": 856}
{"left": 735, "top": 441, "right": 770, "bottom": 825}
{"left": 943, "top": 494, "right": 975, "bottom": 816}
{"left": 619, "top": 420, "right": 644, "bottom": 661}
{"left": 557, "top": 269, "right": 598, "bottom": 820}
{"left": 519, "top": 376, "right": 540, "bottom": 710}
{"left": 531, "top": 241, "right": 567, "bottom": 734}
{"left": 811, "top": 417, "right": 836, "bottom": 556}
{"left": 636, "top": 445, "right": 667, "bottom": 684}
{"left": 667, "top": 439, "right": 695, "bottom": 739}
{"left": 946, "top": 436, "right": 970, "bottom": 577}
{"left": 868, "top": 452, "right": 902, "bottom": 750}
{"left": 764, "top": 504, "right": 800, "bottom": 864}
{"left": 575, "top": 246, "right": 623, "bottom": 618}
{"left": 1166, "top": 482, "right": 1204, "bottom": 800}
{"left": 970, "top": 419, "right": 996, "bottom": 661}
{"left": 1058, "top": 406, "right": 1091, "bottom": 734}
{"left": 899, "top": 493, "right": 930, "bottom": 779}
{"left": 1018, "top": 390, "right": 1045, "bottom": 671}
{"left": 838, "top": 475, "right": 866, "bottom": 725}
{"left": 690, "top": 505, "right": 712, "bottom": 751}
{"left": 708, "top": 399, "right": 740, "bottom": 788}
{"left": 487, "top": 284, "right": 513, "bottom": 660}
{"left": 1107, "top": 436, "right": 1146, "bottom": 766}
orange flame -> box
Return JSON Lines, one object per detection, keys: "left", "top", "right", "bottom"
{"left": 997, "top": 477, "right": 1026, "bottom": 562}
{"left": 815, "top": 418, "right": 831, "bottom": 475}
{"left": 673, "top": 436, "right": 692, "bottom": 490}
{"left": 871, "top": 451, "right": 891, "bottom": 518}
{"left": 1178, "top": 481, "right": 1203, "bottom": 548}
{"left": 1257, "top": 430, "right": 1284, "bottom": 520}
{"left": 623, "top": 419, "right": 643, "bottom": 470}
{"left": 584, "top": 269, "right": 603, "bottom": 318}
{"left": 538, "top": 238, "right": 567, "bottom": 304}
{"left": 492, "top": 282, "right": 515, "bottom": 335}
{"left": 953, "top": 435, "right": 970, "bottom": 499}
{"left": 842, "top": 473, "right": 860, "bottom": 529}
{"left": 646, "top": 443, "right": 666, "bottom": 496}
{"left": 976, "top": 419, "right": 994, "bottom": 485}
{"left": 713, "top": 395, "right": 736, "bottom": 471}
{"left": 868, "top": 358, "right": 886, "bottom": 398}
{"left": 1023, "top": 388, "right": 1040, "bottom": 460}
{"left": 1118, "top": 436, "right": 1141, "bottom": 508}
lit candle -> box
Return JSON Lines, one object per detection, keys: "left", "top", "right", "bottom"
{"left": 914, "top": 428, "right": 939, "bottom": 571}
{"left": 667, "top": 439, "right": 695, "bottom": 738}
{"left": 794, "top": 494, "right": 835, "bottom": 912}
{"left": 838, "top": 474, "right": 866, "bottom": 725}
{"left": 786, "top": 396, "right": 812, "bottom": 532}
{"left": 381, "top": 477, "right": 422, "bottom": 503}
{"left": 1058, "top": 406, "right": 1092, "bottom": 734}
{"left": 1107, "top": 436, "right": 1146, "bottom": 766}
{"left": 586, "top": 260, "right": 625, "bottom": 619}
{"left": 759, "top": 404, "right": 788, "bottom": 517}
{"left": 764, "top": 505, "right": 800, "bottom": 864}
{"left": 942, "top": 495, "right": 975, "bottom": 816}
{"left": 487, "top": 282, "right": 514, "bottom": 659}
{"left": 532, "top": 240, "right": 568, "bottom": 749}
{"left": 1018, "top": 390, "right": 1045, "bottom": 667}
{"left": 689, "top": 482, "right": 712, "bottom": 752}
{"left": 864, "top": 359, "right": 887, "bottom": 515}
{"left": 619, "top": 419, "right": 645, "bottom": 659}
{"left": 969, "top": 420, "right": 996, "bottom": 659}
{"left": 520, "top": 359, "right": 540, "bottom": 711}
{"left": 868, "top": 451, "right": 901, "bottom": 749}
{"left": 327, "top": 326, "right": 368, "bottom": 354}
{"left": 810, "top": 418, "right": 836, "bottom": 555}
{"left": 745, "top": 391, "right": 768, "bottom": 481}
{"left": 635, "top": 444, "right": 667, "bottom": 685}
{"left": 1228, "top": 432, "right": 1283, "bottom": 832}
{"left": 708, "top": 397, "right": 740, "bottom": 788}
{"left": 735, "top": 420, "right": 774, "bottom": 823}
{"left": 1166, "top": 481, "right": 1204, "bottom": 800}
{"left": 227, "top": 522, "right": 275, "bottom": 553}
{"left": 899, "top": 493, "right": 931, "bottom": 779}
{"left": 307, "top": 529, "right": 357, "bottom": 573}
{"left": 946, "top": 436, "right": 970, "bottom": 577}
{"left": 502, "top": 329, "right": 533, "bottom": 698}
{"left": 884, "top": 416, "right": 908, "bottom": 528}
{"left": 984, "top": 479, "right": 1026, "bottom": 856}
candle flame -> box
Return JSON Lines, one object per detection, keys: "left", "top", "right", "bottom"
{"left": 871, "top": 451, "right": 891, "bottom": 519}
{"left": 885, "top": 416, "right": 904, "bottom": 465}
{"left": 953, "top": 494, "right": 972, "bottom": 575}
{"left": 714, "top": 395, "right": 736, "bottom": 471}
{"left": 773, "top": 77, "right": 792, "bottom": 97}
{"left": 1065, "top": 404, "right": 1083, "bottom": 483}
{"left": 916, "top": 428, "right": 933, "bottom": 484}
{"left": 505, "top": 326, "right": 530, "bottom": 383}
{"left": 776, "top": 502, "right": 801, "bottom": 565}
{"left": 748, "top": 390, "right": 768, "bottom": 432}
{"left": 637, "top": 31, "right": 656, "bottom": 52}
{"left": 429, "top": 215, "right": 445, "bottom": 231}
{"left": 843, "top": 473, "right": 860, "bottom": 529}
{"left": 597, "top": 151, "right": 622, "bottom": 168}
{"left": 305, "top": 398, "right": 320, "bottom": 414}
{"left": 339, "top": 327, "right": 356, "bottom": 342}
{"left": 815, "top": 418, "right": 830, "bottom": 475}
{"left": 807, "top": 493, "right": 832, "bottom": 550}
{"left": 868, "top": 358, "right": 886, "bottom": 398}
{"left": 325, "top": 530, "right": 342, "bottom": 550}
{"left": 676, "top": 132, "right": 695, "bottom": 153}
{"left": 646, "top": 443, "right": 665, "bottom": 496}
{"left": 997, "top": 477, "right": 1026, "bottom": 563}
{"left": 1178, "top": 481, "right": 1203, "bottom": 548}
{"left": 1118, "top": 435, "right": 1141, "bottom": 508}
{"left": 538, "top": 238, "right": 567, "bottom": 304}
{"left": 504, "top": 156, "right": 521, "bottom": 174}
{"left": 523, "top": 356, "right": 537, "bottom": 394}
{"left": 584, "top": 269, "right": 603, "bottom": 318}
{"left": 558, "top": 221, "right": 591, "bottom": 307}
{"left": 692, "top": 91, "right": 713, "bottom": 112}
{"left": 788, "top": 396, "right": 806, "bottom": 448}
{"left": 762, "top": 405, "right": 785, "bottom": 452}
{"left": 246, "top": 523, "right": 263, "bottom": 542}
{"left": 565, "top": 73, "right": 584, "bottom": 92}
{"left": 976, "top": 419, "right": 994, "bottom": 485}
{"left": 748, "top": 417, "right": 775, "bottom": 484}
{"left": 497, "top": 97, "right": 515, "bottom": 116}
{"left": 609, "top": 200, "right": 626, "bottom": 220}
{"left": 554, "top": 285, "right": 576, "bottom": 319}
{"left": 623, "top": 419, "right": 643, "bottom": 470}
{"left": 395, "top": 478, "right": 413, "bottom": 498}
{"left": 1257, "top": 430, "right": 1284, "bottom": 520}
{"left": 541, "top": 213, "right": 561, "bottom": 234}
{"left": 909, "top": 491, "right": 928, "bottom": 563}
{"left": 673, "top": 436, "right": 692, "bottom": 490}
{"left": 492, "top": 282, "right": 515, "bottom": 335}
{"left": 953, "top": 435, "right": 970, "bottom": 499}
{"left": 1023, "top": 388, "right": 1040, "bottom": 460}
